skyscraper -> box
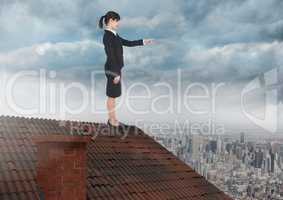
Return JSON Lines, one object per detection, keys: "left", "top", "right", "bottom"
{"left": 240, "top": 132, "right": 245, "bottom": 144}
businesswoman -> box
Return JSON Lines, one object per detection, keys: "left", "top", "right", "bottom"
{"left": 99, "top": 11, "right": 154, "bottom": 127}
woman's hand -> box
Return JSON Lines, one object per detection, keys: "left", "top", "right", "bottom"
{"left": 113, "top": 75, "right": 120, "bottom": 84}
{"left": 143, "top": 38, "right": 155, "bottom": 45}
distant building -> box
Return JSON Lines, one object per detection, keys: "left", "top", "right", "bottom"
{"left": 254, "top": 150, "right": 264, "bottom": 168}
{"left": 240, "top": 132, "right": 245, "bottom": 144}
{"left": 226, "top": 143, "right": 232, "bottom": 154}
{"left": 270, "top": 152, "right": 275, "bottom": 173}
{"left": 209, "top": 140, "right": 217, "bottom": 153}
{"left": 190, "top": 134, "right": 206, "bottom": 161}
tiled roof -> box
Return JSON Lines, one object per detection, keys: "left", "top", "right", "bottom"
{"left": 0, "top": 115, "right": 233, "bottom": 200}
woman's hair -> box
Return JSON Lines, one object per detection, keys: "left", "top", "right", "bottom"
{"left": 99, "top": 11, "right": 120, "bottom": 29}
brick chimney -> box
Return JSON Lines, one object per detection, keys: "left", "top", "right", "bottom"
{"left": 32, "top": 135, "right": 92, "bottom": 200}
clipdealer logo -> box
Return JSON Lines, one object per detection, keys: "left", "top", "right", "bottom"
{"left": 241, "top": 67, "right": 281, "bottom": 133}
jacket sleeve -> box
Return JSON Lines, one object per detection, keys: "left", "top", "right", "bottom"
{"left": 118, "top": 34, "right": 144, "bottom": 47}
{"left": 103, "top": 36, "right": 120, "bottom": 77}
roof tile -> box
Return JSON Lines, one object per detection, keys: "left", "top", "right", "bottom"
{"left": 0, "top": 115, "right": 233, "bottom": 200}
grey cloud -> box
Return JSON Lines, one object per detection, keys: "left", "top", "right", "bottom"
{"left": 1, "top": 0, "right": 283, "bottom": 85}
{"left": 180, "top": 0, "right": 283, "bottom": 47}
{"left": 182, "top": 41, "right": 283, "bottom": 82}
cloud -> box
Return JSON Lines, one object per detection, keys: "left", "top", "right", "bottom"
{"left": 0, "top": 40, "right": 103, "bottom": 69}
{"left": 181, "top": 0, "right": 283, "bottom": 47}
{"left": 182, "top": 41, "right": 283, "bottom": 82}
{"left": 1, "top": 0, "right": 283, "bottom": 127}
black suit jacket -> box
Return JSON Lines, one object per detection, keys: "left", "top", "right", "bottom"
{"left": 103, "top": 29, "right": 144, "bottom": 77}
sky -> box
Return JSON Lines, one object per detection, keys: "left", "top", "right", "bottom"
{"left": 0, "top": 0, "right": 283, "bottom": 134}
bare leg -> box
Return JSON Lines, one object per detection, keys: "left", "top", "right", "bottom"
{"left": 106, "top": 97, "right": 119, "bottom": 125}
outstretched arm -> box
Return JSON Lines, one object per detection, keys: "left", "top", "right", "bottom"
{"left": 118, "top": 34, "right": 144, "bottom": 47}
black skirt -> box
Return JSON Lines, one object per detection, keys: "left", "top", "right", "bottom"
{"left": 105, "top": 73, "right": 122, "bottom": 98}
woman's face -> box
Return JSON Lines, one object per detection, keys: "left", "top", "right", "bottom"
{"left": 109, "top": 18, "right": 119, "bottom": 29}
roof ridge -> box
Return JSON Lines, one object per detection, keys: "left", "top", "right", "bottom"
{"left": 0, "top": 114, "right": 101, "bottom": 124}
{"left": 0, "top": 114, "right": 147, "bottom": 137}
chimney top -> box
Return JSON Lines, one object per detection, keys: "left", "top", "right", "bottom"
{"left": 32, "top": 134, "right": 92, "bottom": 200}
